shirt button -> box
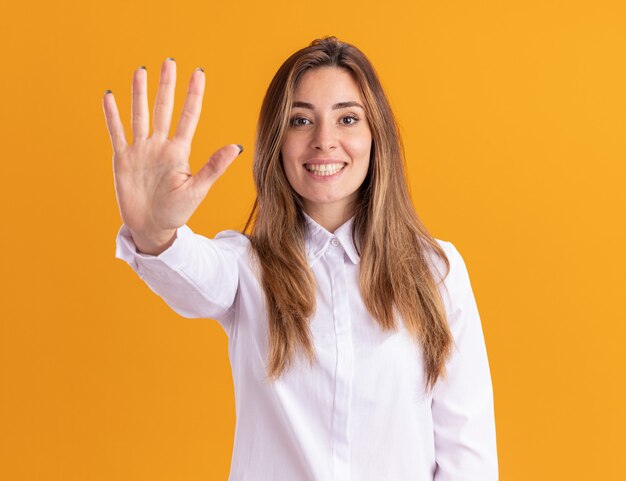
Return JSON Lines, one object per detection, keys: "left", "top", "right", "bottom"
{"left": 330, "top": 238, "right": 340, "bottom": 247}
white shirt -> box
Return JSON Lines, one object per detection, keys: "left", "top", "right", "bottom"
{"left": 115, "top": 213, "right": 498, "bottom": 481}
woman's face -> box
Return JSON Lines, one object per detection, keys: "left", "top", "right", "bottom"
{"left": 281, "top": 67, "right": 372, "bottom": 223}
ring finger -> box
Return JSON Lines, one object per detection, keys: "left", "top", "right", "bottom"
{"left": 132, "top": 66, "right": 149, "bottom": 141}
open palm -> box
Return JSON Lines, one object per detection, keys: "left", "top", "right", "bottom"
{"left": 102, "top": 58, "right": 242, "bottom": 253}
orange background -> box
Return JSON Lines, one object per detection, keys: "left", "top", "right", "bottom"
{"left": 1, "top": 1, "right": 625, "bottom": 480}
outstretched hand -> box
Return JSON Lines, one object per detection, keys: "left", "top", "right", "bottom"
{"left": 102, "top": 58, "right": 242, "bottom": 254}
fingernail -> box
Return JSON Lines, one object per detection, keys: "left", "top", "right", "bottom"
{"left": 104, "top": 89, "right": 113, "bottom": 95}
{"left": 167, "top": 57, "right": 176, "bottom": 62}
{"left": 236, "top": 144, "right": 244, "bottom": 155}
{"left": 196, "top": 67, "right": 204, "bottom": 72}
{"left": 138, "top": 65, "right": 147, "bottom": 70}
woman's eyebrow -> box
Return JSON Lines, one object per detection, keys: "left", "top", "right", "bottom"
{"left": 292, "top": 101, "right": 365, "bottom": 110}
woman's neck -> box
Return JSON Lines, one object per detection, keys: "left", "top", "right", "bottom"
{"left": 302, "top": 200, "right": 355, "bottom": 233}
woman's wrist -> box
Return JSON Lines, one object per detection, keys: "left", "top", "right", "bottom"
{"left": 130, "top": 228, "right": 177, "bottom": 256}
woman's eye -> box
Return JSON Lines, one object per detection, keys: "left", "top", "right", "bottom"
{"left": 290, "top": 117, "right": 311, "bottom": 127}
{"left": 341, "top": 115, "right": 359, "bottom": 125}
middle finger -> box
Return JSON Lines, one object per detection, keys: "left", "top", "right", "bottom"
{"left": 152, "top": 58, "right": 177, "bottom": 139}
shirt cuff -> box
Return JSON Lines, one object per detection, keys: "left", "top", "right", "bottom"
{"left": 114, "top": 223, "right": 194, "bottom": 275}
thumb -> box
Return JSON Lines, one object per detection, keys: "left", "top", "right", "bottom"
{"left": 191, "top": 143, "right": 244, "bottom": 197}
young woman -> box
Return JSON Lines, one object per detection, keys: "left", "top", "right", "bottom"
{"left": 103, "top": 37, "right": 498, "bottom": 481}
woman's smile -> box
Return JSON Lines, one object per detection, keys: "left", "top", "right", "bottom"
{"left": 303, "top": 160, "right": 348, "bottom": 177}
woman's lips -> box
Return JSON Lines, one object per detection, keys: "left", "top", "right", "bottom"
{"left": 304, "top": 162, "right": 347, "bottom": 176}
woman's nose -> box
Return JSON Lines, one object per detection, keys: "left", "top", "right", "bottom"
{"left": 310, "top": 120, "right": 337, "bottom": 152}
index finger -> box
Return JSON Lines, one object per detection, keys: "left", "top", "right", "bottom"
{"left": 172, "top": 67, "right": 205, "bottom": 146}
{"left": 102, "top": 91, "right": 129, "bottom": 154}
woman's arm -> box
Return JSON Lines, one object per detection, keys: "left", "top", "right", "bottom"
{"left": 103, "top": 58, "right": 245, "bottom": 327}
{"left": 115, "top": 223, "right": 244, "bottom": 325}
{"left": 431, "top": 242, "right": 499, "bottom": 481}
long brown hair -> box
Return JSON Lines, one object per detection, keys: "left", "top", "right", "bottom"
{"left": 244, "top": 36, "right": 453, "bottom": 391}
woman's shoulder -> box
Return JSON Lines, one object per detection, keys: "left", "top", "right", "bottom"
{"left": 423, "top": 238, "right": 456, "bottom": 279}
{"left": 211, "top": 228, "right": 252, "bottom": 254}
{"left": 428, "top": 237, "right": 478, "bottom": 311}
{"left": 213, "top": 228, "right": 250, "bottom": 242}
{"left": 423, "top": 237, "right": 472, "bottom": 291}
{"left": 170, "top": 225, "right": 252, "bottom": 260}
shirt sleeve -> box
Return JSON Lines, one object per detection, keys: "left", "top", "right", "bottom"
{"left": 431, "top": 242, "right": 499, "bottom": 481}
{"left": 114, "top": 223, "right": 242, "bottom": 326}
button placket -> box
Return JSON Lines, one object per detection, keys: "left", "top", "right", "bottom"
{"left": 328, "top": 244, "right": 354, "bottom": 481}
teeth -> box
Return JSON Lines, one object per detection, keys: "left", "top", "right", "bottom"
{"left": 305, "top": 163, "right": 346, "bottom": 176}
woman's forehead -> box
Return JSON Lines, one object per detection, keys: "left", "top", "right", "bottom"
{"left": 293, "top": 67, "right": 363, "bottom": 106}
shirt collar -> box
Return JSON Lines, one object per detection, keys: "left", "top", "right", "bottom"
{"left": 302, "top": 212, "right": 361, "bottom": 266}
